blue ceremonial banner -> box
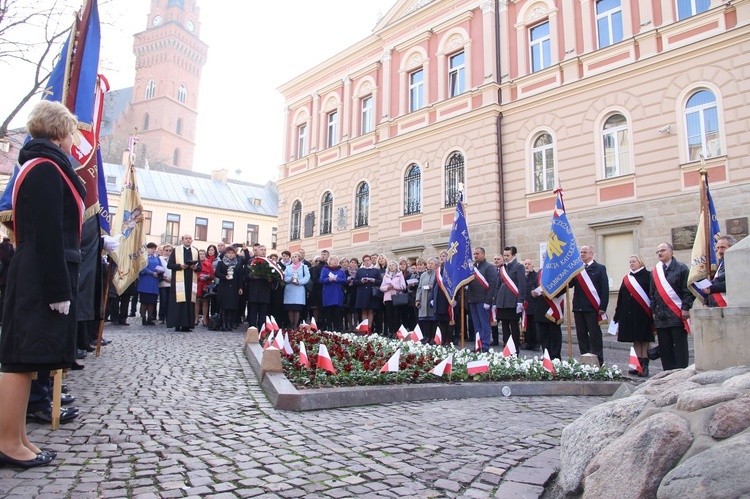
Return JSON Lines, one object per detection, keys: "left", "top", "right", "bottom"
{"left": 541, "top": 189, "right": 584, "bottom": 298}
{"left": 443, "top": 198, "right": 475, "bottom": 301}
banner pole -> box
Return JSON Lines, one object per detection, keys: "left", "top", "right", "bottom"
{"left": 96, "top": 262, "right": 112, "bottom": 357}
{"left": 460, "top": 287, "right": 465, "bottom": 350}
{"left": 566, "top": 287, "right": 573, "bottom": 360}
{"left": 699, "top": 163, "right": 712, "bottom": 280}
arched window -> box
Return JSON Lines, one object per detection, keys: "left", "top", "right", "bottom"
{"left": 176, "top": 118, "right": 182, "bottom": 136}
{"left": 320, "top": 192, "right": 333, "bottom": 235}
{"left": 404, "top": 164, "right": 421, "bottom": 215}
{"left": 685, "top": 90, "right": 721, "bottom": 161}
{"left": 145, "top": 79, "right": 156, "bottom": 99}
{"left": 354, "top": 182, "right": 369, "bottom": 228}
{"left": 290, "top": 201, "right": 302, "bottom": 240}
{"left": 602, "top": 114, "right": 630, "bottom": 178}
{"left": 445, "top": 152, "right": 465, "bottom": 207}
{"left": 532, "top": 133, "right": 555, "bottom": 192}
{"left": 173, "top": 148, "right": 180, "bottom": 167}
{"left": 143, "top": 113, "right": 150, "bottom": 131}
{"left": 177, "top": 83, "right": 187, "bottom": 103}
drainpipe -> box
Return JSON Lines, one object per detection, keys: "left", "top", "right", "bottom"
{"left": 495, "top": 0, "right": 505, "bottom": 249}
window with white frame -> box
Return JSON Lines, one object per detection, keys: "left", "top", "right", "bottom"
{"left": 596, "top": 0, "right": 623, "bottom": 48}
{"left": 677, "top": 0, "right": 710, "bottom": 20}
{"left": 602, "top": 114, "right": 630, "bottom": 178}
{"left": 297, "top": 124, "right": 307, "bottom": 159}
{"left": 530, "top": 22, "right": 551, "bottom": 72}
{"left": 177, "top": 83, "right": 187, "bottom": 103}
{"left": 409, "top": 69, "right": 424, "bottom": 112}
{"left": 327, "top": 111, "right": 338, "bottom": 148}
{"left": 404, "top": 164, "right": 421, "bottom": 215}
{"left": 361, "top": 96, "right": 373, "bottom": 135}
{"left": 194, "top": 217, "right": 208, "bottom": 241}
{"left": 290, "top": 201, "right": 302, "bottom": 240}
{"left": 145, "top": 79, "right": 156, "bottom": 99}
{"left": 445, "top": 152, "right": 465, "bottom": 207}
{"left": 221, "top": 221, "right": 234, "bottom": 244}
{"left": 354, "top": 182, "right": 369, "bottom": 228}
{"left": 246, "top": 224, "right": 259, "bottom": 245}
{"left": 532, "top": 133, "right": 555, "bottom": 192}
{"left": 320, "top": 192, "right": 333, "bottom": 235}
{"left": 448, "top": 51, "right": 465, "bottom": 98}
{"left": 685, "top": 90, "right": 722, "bottom": 161}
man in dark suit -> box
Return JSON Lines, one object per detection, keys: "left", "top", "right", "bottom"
{"left": 707, "top": 235, "right": 735, "bottom": 306}
{"left": 523, "top": 259, "right": 539, "bottom": 350}
{"left": 570, "top": 245, "right": 609, "bottom": 366}
{"left": 494, "top": 246, "right": 526, "bottom": 350}
{"left": 0, "top": 236, "right": 15, "bottom": 324}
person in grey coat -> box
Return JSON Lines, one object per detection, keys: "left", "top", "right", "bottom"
{"left": 494, "top": 246, "right": 526, "bottom": 349}
{"left": 467, "top": 247, "right": 498, "bottom": 351}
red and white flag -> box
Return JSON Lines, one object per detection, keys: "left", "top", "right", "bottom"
{"left": 299, "top": 341, "right": 310, "bottom": 368}
{"left": 396, "top": 324, "right": 409, "bottom": 340}
{"left": 466, "top": 360, "right": 490, "bottom": 375}
{"left": 629, "top": 347, "right": 643, "bottom": 374}
{"left": 430, "top": 354, "right": 453, "bottom": 376}
{"left": 434, "top": 326, "right": 442, "bottom": 345}
{"left": 355, "top": 319, "right": 369, "bottom": 334}
{"left": 542, "top": 349, "right": 555, "bottom": 375}
{"left": 475, "top": 332, "right": 482, "bottom": 352}
{"left": 265, "top": 316, "right": 274, "bottom": 331}
{"left": 502, "top": 335, "right": 517, "bottom": 358}
{"left": 259, "top": 323, "right": 266, "bottom": 335}
{"left": 316, "top": 344, "right": 336, "bottom": 374}
{"left": 270, "top": 316, "right": 280, "bottom": 331}
{"left": 310, "top": 317, "right": 318, "bottom": 332}
{"left": 410, "top": 324, "right": 424, "bottom": 342}
{"left": 272, "top": 331, "right": 284, "bottom": 350}
{"left": 379, "top": 349, "right": 401, "bottom": 373}
{"left": 263, "top": 333, "right": 273, "bottom": 350}
{"left": 283, "top": 332, "right": 294, "bottom": 355}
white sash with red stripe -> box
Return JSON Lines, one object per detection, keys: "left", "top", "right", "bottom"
{"left": 499, "top": 265, "right": 519, "bottom": 296}
{"left": 653, "top": 264, "right": 691, "bottom": 333}
{"left": 623, "top": 274, "right": 652, "bottom": 318}
{"left": 473, "top": 266, "right": 489, "bottom": 290}
{"left": 435, "top": 268, "right": 455, "bottom": 324}
{"left": 576, "top": 268, "right": 607, "bottom": 321}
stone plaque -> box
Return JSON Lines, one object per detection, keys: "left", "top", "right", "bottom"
{"left": 303, "top": 212, "right": 315, "bottom": 238}
{"left": 726, "top": 217, "right": 747, "bottom": 240}
{"left": 337, "top": 207, "right": 347, "bottom": 231}
{"left": 671, "top": 225, "right": 697, "bottom": 250}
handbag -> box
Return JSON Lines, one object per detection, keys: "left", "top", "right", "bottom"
{"left": 647, "top": 345, "right": 660, "bottom": 360}
{"left": 371, "top": 286, "right": 382, "bottom": 298}
{"left": 392, "top": 292, "right": 409, "bottom": 307}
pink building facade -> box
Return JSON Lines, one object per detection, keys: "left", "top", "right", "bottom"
{"left": 276, "top": 0, "right": 750, "bottom": 315}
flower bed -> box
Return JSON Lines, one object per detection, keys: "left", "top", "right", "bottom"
{"left": 262, "top": 328, "right": 622, "bottom": 388}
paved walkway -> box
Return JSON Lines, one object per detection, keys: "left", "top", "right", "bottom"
{"left": 1, "top": 322, "right": 652, "bottom": 498}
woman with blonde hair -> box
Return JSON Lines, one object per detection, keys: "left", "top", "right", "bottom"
{"left": 283, "top": 252, "right": 310, "bottom": 328}
{"left": 380, "top": 260, "right": 406, "bottom": 338}
{"left": 613, "top": 254, "right": 655, "bottom": 376}
{"left": 0, "top": 100, "right": 85, "bottom": 467}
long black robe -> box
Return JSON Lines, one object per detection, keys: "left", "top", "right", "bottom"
{"left": 166, "top": 245, "right": 200, "bottom": 328}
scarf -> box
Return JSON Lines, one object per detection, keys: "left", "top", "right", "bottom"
{"left": 222, "top": 254, "right": 238, "bottom": 268}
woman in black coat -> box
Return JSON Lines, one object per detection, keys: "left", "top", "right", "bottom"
{"left": 0, "top": 101, "right": 85, "bottom": 468}
{"left": 214, "top": 246, "right": 244, "bottom": 331}
{"left": 614, "top": 255, "right": 655, "bottom": 376}
{"left": 354, "top": 255, "right": 381, "bottom": 333}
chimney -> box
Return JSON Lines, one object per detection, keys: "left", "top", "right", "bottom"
{"left": 211, "top": 169, "right": 228, "bottom": 183}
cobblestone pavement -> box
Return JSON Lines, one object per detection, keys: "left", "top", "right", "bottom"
{"left": 1, "top": 321, "right": 655, "bottom": 498}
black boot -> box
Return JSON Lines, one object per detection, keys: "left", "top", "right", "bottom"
{"left": 638, "top": 358, "right": 649, "bottom": 377}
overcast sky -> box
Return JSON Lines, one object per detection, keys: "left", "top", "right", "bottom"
{"left": 3, "top": 0, "right": 398, "bottom": 183}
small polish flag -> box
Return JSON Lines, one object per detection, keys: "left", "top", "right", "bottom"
{"left": 263, "top": 333, "right": 273, "bottom": 350}
{"left": 259, "top": 323, "right": 266, "bottom": 335}
{"left": 298, "top": 341, "right": 310, "bottom": 368}
{"left": 310, "top": 317, "right": 318, "bottom": 332}
{"left": 355, "top": 319, "right": 370, "bottom": 334}
{"left": 475, "top": 333, "right": 482, "bottom": 352}
{"left": 283, "top": 332, "right": 294, "bottom": 355}
{"left": 316, "top": 344, "right": 336, "bottom": 374}
{"left": 379, "top": 349, "right": 401, "bottom": 373}
{"left": 410, "top": 324, "right": 424, "bottom": 342}
{"left": 272, "top": 331, "right": 284, "bottom": 350}
{"left": 629, "top": 347, "right": 643, "bottom": 374}
{"left": 301, "top": 320, "right": 308, "bottom": 329}
{"left": 265, "top": 316, "right": 274, "bottom": 331}
{"left": 430, "top": 354, "right": 453, "bottom": 376}
{"left": 270, "top": 316, "right": 280, "bottom": 331}
{"left": 396, "top": 324, "right": 409, "bottom": 340}
{"left": 502, "top": 335, "right": 517, "bottom": 358}
{"left": 434, "top": 326, "right": 442, "bottom": 345}
{"left": 466, "top": 360, "right": 490, "bottom": 375}
{"left": 542, "top": 349, "right": 555, "bottom": 375}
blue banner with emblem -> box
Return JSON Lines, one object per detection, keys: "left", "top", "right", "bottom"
{"left": 443, "top": 198, "right": 475, "bottom": 301}
{"left": 541, "top": 189, "right": 584, "bottom": 298}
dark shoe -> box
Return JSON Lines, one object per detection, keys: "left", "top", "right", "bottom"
{"left": 40, "top": 450, "right": 57, "bottom": 459}
{"left": 0, "top": 449, "right": 54, "bottom": 468}
{"left": 145, "top": 320, "right": 156, "bottom": 326}
{"left": 82, "top": 345, "right": 95, "bottom": 352}
{"left": 61, "top": 393, "right": 75, "bottom": 406}
{"left": 100, "top": 339, "right": 112, "bottom": 345}
{"left": 26, "top": 407, "right": 79, "bottom": 424}
{"left": 128, "top": 313, "right": 136, "bottom": 317}
{"left": 638, "top": 358, "right": 650, "bottom": 377}
{"left": 76, "top": 349, "right": 87, "bottom": 359}
{"left": 118, "top": 321, "right": 130, "bottom": 326}
{"left": 70, "top": 362, "right": 84, "bottom": 371}
{"left": 61, "top": 384, "right": 69, "bottom": 393}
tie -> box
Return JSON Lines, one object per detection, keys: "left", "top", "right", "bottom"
{"left": 716, "top": 260, "right": 724, "bottom": 277}
{"left": 663, "top": 263, "right": 668, "bottom": 273}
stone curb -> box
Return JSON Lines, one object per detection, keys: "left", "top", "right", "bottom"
{"left": 243, "top": 343, "right": 627, "bottom": 411}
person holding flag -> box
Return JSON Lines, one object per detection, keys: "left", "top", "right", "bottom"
{"left": 494, "top": 245, "right": 525, "bottom": 351}
{"left": 569, "top": 245, "right": 609, "bottom": 367}
{"left": 613, "top": 255, "right": 654, "bottom": 377}
{"left": 650, "top": 243, "right": 694, "bottom": 371}
{"left": 705, "top": 236, "right": 735, "bottom": 307}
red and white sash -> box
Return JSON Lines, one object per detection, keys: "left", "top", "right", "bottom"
{"left": 473, "top": 266, "right": 489, "bottom": 290}
{"left": 576, "top": 268, "right": 607, "bottom": 321}
{"left": 435, "top": 268, "right": 455, "bottom": 324}
{"left": 653, "top": 264, "right": 691, "bottom": 333}
{"left": 521, "top": 301, "right": 528, "bottom": 332}
{"left": 623, "top": 274, "right": 652, "bottom": 318}
{"left": 499, "top": 265, "right": 519, "bottom": 296}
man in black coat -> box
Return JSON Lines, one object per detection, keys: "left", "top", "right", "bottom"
{"left": 494, "top": 246, "right": 526, "bottom": 350}
{"left": 570, "top": 245, "right": 609, "bottom": 366}
{"left": 167, "top": 234, "right": 200, "bottom": 331}
{"left": 468, "top": 247, "right": 498, "bottom": 352}
{"left": 523, "top": 259, "right": 539, "bottom": 350}
{"left": 706, "top": 235, "right": 735, "bottom": 307}
{"left": 246, "top": 244, "right": 272, "bottom": 329}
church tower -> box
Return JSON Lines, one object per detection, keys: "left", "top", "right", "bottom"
{"left": 127, "top": 0, "right": 208, "bottom": 170}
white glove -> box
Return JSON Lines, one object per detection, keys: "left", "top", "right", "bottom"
{"left": 516, "top": 303, "right": 524, "bottom": 314}
{"left": 483, "top": 303, "right": 490, "bottom": 311}
{"left": 49, "top": 301, "right": 71, "bottom": 315}
{"left": 102, "top": 235, "right": 120, "bottom": 252}
{"left": 429, "top": 300, "right": 434, "bottom": 308}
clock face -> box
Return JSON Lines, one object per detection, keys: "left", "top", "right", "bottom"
{"left": 152, "top": 15, "right": 162, "bottom": 26}
{"left": 186, "top": 20, "right": 194, "bottom": 32}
